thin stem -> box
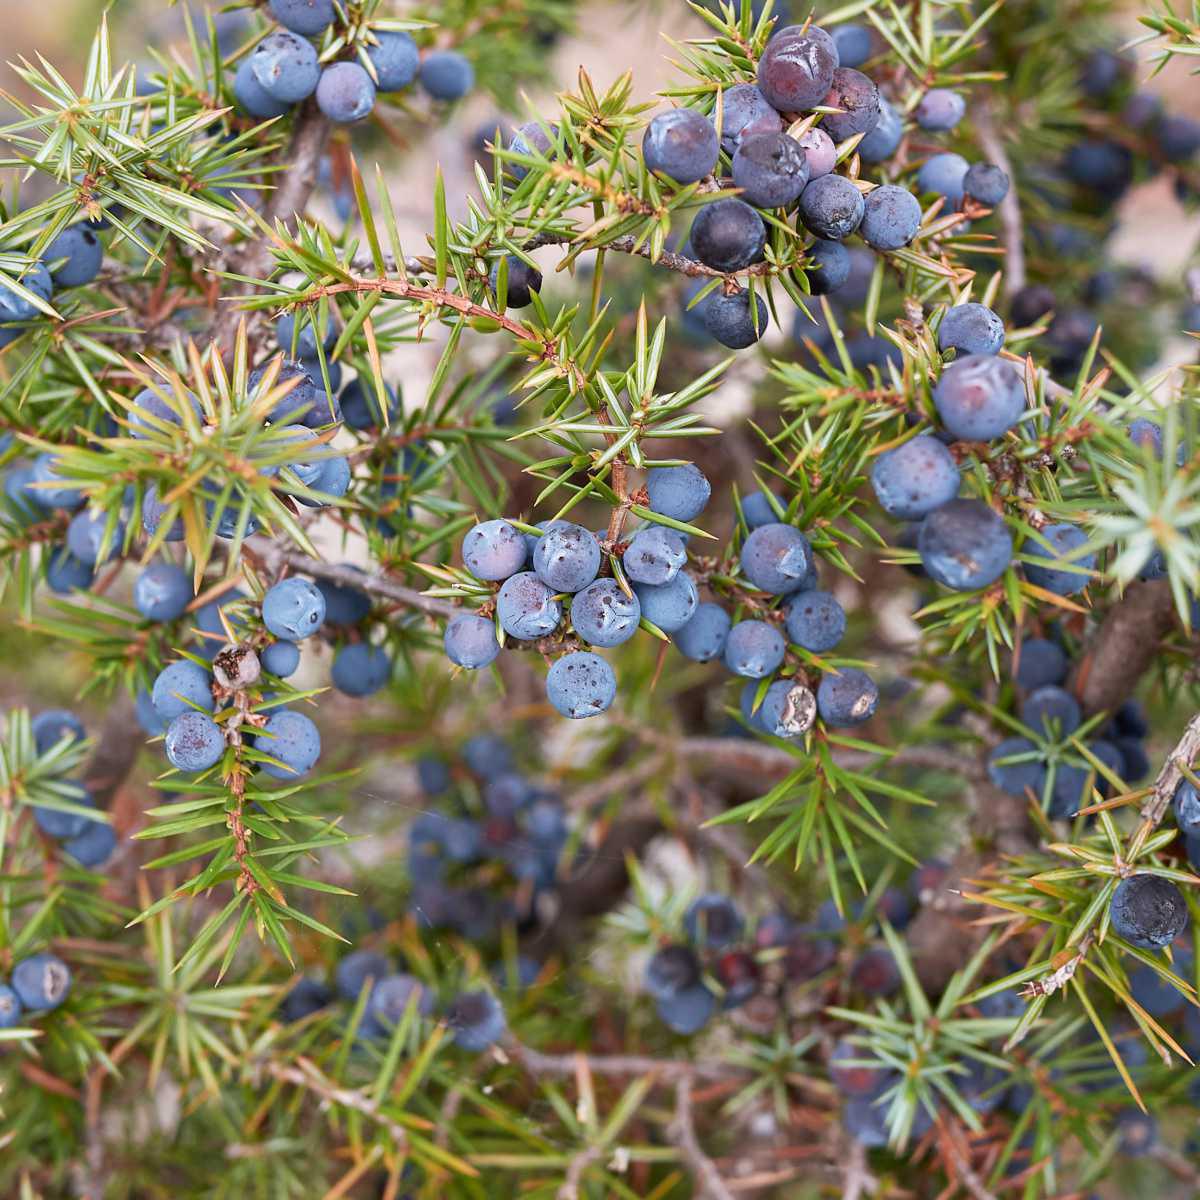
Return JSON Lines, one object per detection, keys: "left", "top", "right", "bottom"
{"left": 973, "top": 103, "right": 1025, "bottom": 299}
{"left": 670, "top": 1076, "right": 736, "bottom": 1200}
{"left": 247, "top": 536, "right": 459, "bottom": 618}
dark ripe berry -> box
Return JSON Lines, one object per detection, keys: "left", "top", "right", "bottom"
{"left": 742, "top": 490, "right": 785, "bottom": 529}
{"left": 570, "top": 578, "right": 640, "bottom": 648}
{"left": 634, "top": 572, "right": 699, "bottom": 632}
{"left": 740, "top": 523, "right": 813, "bottom": 594}
{"left": 1080, "top": 47, "right": 1129, "bottom": 98}
{"left": 858, "top": 97, "right": 903, "bottom": 164}
{"left": 1045, "top": 308, "right": 1099, "bottom": 372}
{"left": 507, "top": 119, "right": 557, "bottom": 181}
{"left": 646, "top": 463, "right": 711, "bottom": 522}
{"left": 784, "top": 590, "right": 846, "bottom": 653}
{"left": 642, "top": 108, "right": 719, "bottom": 184}
{"left": 933, "top": 354, "right": 1026, "bottom": 441}
{"left": 316, "top": 62, "right": 376, "bottom": 124}
{"left": 165, "top": 711, "right": 225, "bottom": 773}
{"left": 251, "top": 31, "right": 320, "bottom": 104}
{"left": 44, "top": 224, "right": 102, "bottom": 289}
{"left": 1171, "top": 777, "right": 1200, "bottom": 835}
{"left": 674, "top": 601, "right": 731, "bottom": 662}
{"left": 915, "top": 88, "right": 965, "bottom": 132}
{"left": 623, "top": 526, "right": 687, "bottom": 586}
{"left": 830, "top": 1037, "right": 890, "bottom": 1096}
{"left": 463, "top": 734, "right": 514, "bottom": 777}
{"left": 368, "top": 974, "right": 434, "bottom": 1033}
{"left": 756, "top": 26, "right": 838, "bottom": 113}
{"left": 263, "top": 577, "right": 326, "bottom": 641}
{"left": 782, "top": 928, "right": 837, "bottom": 979}
{"left": 1011, "top": 283, "right": 1056, "bottom": 327}
{"left": 1110, "top": 875, "right": 1189, "bottom": 950}
{"left": 938, "top": 303, "right": 1005, "bottom": 357}
{"left": 797, "top": 174, "right": 865, "bottom": 240}
{"left": 446, "top": 989, "right": 506, "bottom": 1051}
{"left": 1158, "top": 115, "right": 1200, "bottom": 163}
{"left": 715, "top": 949, "right": 760, "bottom": 1008}
{"left": 1024, "top": 523, "right": 1095, "bottom": 596}
{"left": 859, "top": 184, "right": 921, "bottom": 251}
{"left": 690, "top": 199, "right": 766, "bottom": 273}
{"left": 805, "top": 238, "right": 850, "bottom": 295}
{"left": 656, "top": 982, "right": 716, "bottom": 1033}
{"left": 717, "top": 83, "right": 780, "bottom": 154}
{"left": 1020, "top": 685, "right": 1081, "bottom": 739}
{"left": 732, "top": 132, "right": 810, "bottom": 209}
{"left": 1113, "top": 700, "right": 1149, "bottom": 740}
{"left": 1115, "top": 737, "right": 1151, "bottom": 782}
{"left": 963, "top": 162, "right": 1009, "bottom": 207}
{"left": 256, "top": 709, "right": 321, "bottom": 778}
{"left": 11, "top": 953, "right": 72, "bottom": 1011}
{"left": 496, "top": 572, "right": 562, "bottom": 640}
{"left": 851, "top": 947, "right": 900, "bottom": 995}
{"left": 870, "top": 435, "right": 960, "bottom": 520}
{"left": 987, "top": 736, "right": 1047, "bottom": 797}
{"left": 462, "top": 518, "right": 527, "bottom": 581}
{"left": 152, "top": 660, "right": 215, "bottom": 722}
{"left": 419, "top": 51, "right": 474, "bottom": 101}
{"left": 489, "top": 255, "right": 542, "bottom": 309}
{"left": 331, "top": 643, "right": 391, "bottom": 697}
{"left": 545, "top": 651, "right": 616, "bottom": 719}
{"left": 261, "top": 639, "right": 301, "bottom": 678}
{"left": 684, "top": 893, "right": 744, "bottom": 949}
{"left": 917, "top": 499, "right": 1013, "bottom": 591}
{"left": 645, "top": 943, "right": 701, "bottom": 999}
{"left": 817, "top": 667, "right": 879, "bottom": 727}
{"left": 234, "top": 57, "right": 291, "bottom": 118}
{"left": 832, "top": 24, "right": 872, "bottom": 68}
{"left": 1064, "top": 139, "right": 1133, "bottom": 197}
{"left": 821, "top": 68, "right": 880, "bottom": 142}
{"left": 532, "top": 523, "right": 600, "bottom": 592}
{"left": 1014, "top": 637, "right": 1068, "bottom": 690}
{"left": 723, "top": 619, "right": 786, "bottom": 678}
{"left": 703, "top": 287, "right": 769, "bottom": 348}
{"left": 916, "top": 151, "right": 969, "bottom": 203}
{"left": 795, "top": 128, "right": 836, "bottom": 177}
{"left": 758, "top": 678, "right": 817, "bottom": 737}
{"left": 366, "top": 30, "right": 419, "bottom": 92}
{"left": 31, "top": 709, "right": 85, "bottom": 755}
{"left": 269, "top": 0, "right": 334, "bottom": 36}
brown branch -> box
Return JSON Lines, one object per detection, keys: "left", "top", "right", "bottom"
{"left": 670, "top": 1076, "right": 736, "bottom": 1200}
{"left": 675, "top": 736, "right": 984, "bottom": 781}
{"left": 973, "top": 104, "right": 1025, "bottom": 299}
{"left": 1071, "top": 579, "right": 1178, "bottom": 716}
{"left": 506, "top": 1036, "right": 746, "bottom": 1085}
{"left": 1134, "top": 711, "right": 1200, "bottom": 841}
{"left": 246, "top": 536, "right": 459, "bottom": 619}
{"left": 557, "top": 1144, "right": 608, "bottom": 1200}
{"left": 259, "top": 1056, "right": 407, "bottom": 1146}
{"left": 81, "top": 694, "right": 140, "bottom": 809}
{"left": 213, "top": 105, "right": 332, "bottom": 351}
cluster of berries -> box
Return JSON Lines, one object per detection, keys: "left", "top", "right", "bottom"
{"left": 235, "top": 1, "right": 473, "bottom": 126}
{"left": 405, "top": 734, "right": 569, "bottom": 942}
{"left": 445, "top": 461, "right": 878, "bottom": 730}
